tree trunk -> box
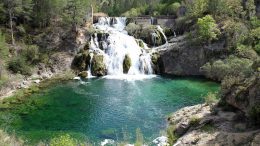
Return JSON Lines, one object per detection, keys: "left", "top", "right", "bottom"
{"left": 9, "top": 10, "right": 15, "bottom": 46}
{"left": 91, "top": 4, "right": 93, "bottom": 25}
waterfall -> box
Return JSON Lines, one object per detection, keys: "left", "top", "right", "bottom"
{"left": 87, "top": 17, "right": 165, "bottom": 80}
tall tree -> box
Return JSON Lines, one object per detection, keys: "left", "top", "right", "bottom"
{"left": 64, "top": 0, "right": 90, "bottom": 30}
{"left": 2, "top": 0, "right": 22, "bottom": 45}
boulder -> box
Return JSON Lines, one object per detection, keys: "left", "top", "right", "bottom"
{"left": 151, "top": 52, "right": 162, "bottom": 74}
{"left": 91, "top": 54, "right": 107, "bottom": 76}
{"left": 72, "top": 50, "right": 91, "bottom": 71}
{"left": 221, "top": 73, "right": 260, "bottom": 119}
{"left": 78, "top": 71, "right": 88, "bottom": 78}
{"left": 123, "top": 54, "right": 132, "bottom": 74}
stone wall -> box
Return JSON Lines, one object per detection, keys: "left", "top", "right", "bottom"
{"left": 93, "top": 15, "right": 175, "bottom": 28}
{"left": 132, "top": 16, "right": 175, "bottom": 28}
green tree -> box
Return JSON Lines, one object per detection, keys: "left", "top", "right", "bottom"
{"left": 2, "top": 0, "right": 23, "bottom": 45}
{"left": 187, "top": 0, "right": 209, "bottom": 18}
{"left": 244, "top": 0, "right": 256, "bottom": 19}
{"left": 0, "top": 31, "right": 8, "bottom": 60}
{"left": 63, "top": 0, "right": 90, "bottom": 29}
{"left": 197, "top": 15, "right": 220, "bottom": 43}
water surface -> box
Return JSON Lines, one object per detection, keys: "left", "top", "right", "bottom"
{"left": 0, "top": 77, "right": 219, "bottom": 144}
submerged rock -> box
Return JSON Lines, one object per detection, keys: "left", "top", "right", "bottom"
{"left": 123, "top": 54, "right": 132, "bottom": 74}
{"left": 91, "top": 54, "right": 107, "bottom": 76}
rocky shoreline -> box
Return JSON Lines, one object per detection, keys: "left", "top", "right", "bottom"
{"left": 168, "top": 104, "right": 260, "bottom": 146}
{"left": 0, "top": 52, "right": 74, "bottom": 99}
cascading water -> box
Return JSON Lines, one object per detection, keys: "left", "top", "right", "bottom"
{"left": 87, "top": 17, "right": 165, "bottom": 79}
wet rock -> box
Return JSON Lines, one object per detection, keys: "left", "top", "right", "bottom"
{"left": 72, "top": 50, "right": 91, "bottom": 71}
{"left": 34, "top": 79, "right": 41, "bottom": 84}
{"left": 91, "top": 54, "right": 107, "bottom": 76}
{"left": 153, "top": 136, "right": 168, "bottom": 146}
{"left": 123, "top": 54, "right": 132, "bottom": 74}
{"left": 78, "top": 71, "right": 88, "bottom": 78}
{"left": 73, "top": 77, "right": 81, "bottom": 80}
{"left": 126, "top": 24, "right": 167, "bottom": 47}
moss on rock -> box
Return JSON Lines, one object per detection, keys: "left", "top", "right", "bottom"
{"left": 72, "top": 50, "right": 91, "bottom": 71}
{"left": 126, "top": 24, "right": 166, "bottom": 47}
{"left": 78, "top": 71, "right": 88, "bottom": 78}
{"left": 151, "top": 52, "right": 161, "bottom": 74}
{"left": 91, "top": 54, "right": 106, "bottom": 76}
{"left": 123, "top": 54, "right": 132, "bottom": 74}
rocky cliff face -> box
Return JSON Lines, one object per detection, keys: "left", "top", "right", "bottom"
{"left": 159, "top": 36, "right": 227, "bottom": 76}
{"left": 221, "top": 73, "right": 260, "bottom": 116}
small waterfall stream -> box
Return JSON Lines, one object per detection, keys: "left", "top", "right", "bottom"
{"left": 86, "top": 17, "right": 167, "bottom": 79}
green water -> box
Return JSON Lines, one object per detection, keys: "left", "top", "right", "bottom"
{"left": 0, "top": 76, "right": 219, "bottom": 144}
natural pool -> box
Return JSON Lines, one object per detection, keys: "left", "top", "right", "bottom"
{"left": 0, "top": 76, "right": 219, "bottom": 145}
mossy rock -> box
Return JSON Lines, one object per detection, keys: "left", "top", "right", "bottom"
{"left": 151, "top": 52, "right": 162, "bottom": 74}
{"left": 127, "top": 24, "right": 166, "bottom": 47}
{"left": 78, "top": 71, "right": 88, "bottom": 78}
{"left": 137, "top": 40, "right": 145, "bottom": 48}
{"left": 151, "top": 52, "right": 160, "bottom": 65}
{"left": 91, "top": 54, "right": 107, "bottom": 76}
{"left": 141, "top": 26, "right": 166, "bottom": 46}
{"left": 72, "top": 50, "right": 91, "bottom": 71}
{"left": 83, "top": 43, "right": 90, "bottom": 50}
{"left": 123, "top": 54, "right": 132, "bottom": 74}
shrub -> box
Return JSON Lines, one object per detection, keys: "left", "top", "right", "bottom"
{"left": 8, "top": 57, "right": 32, "bottom": 75}
{"left": 135, "top": 128, "right": 144, "bottom": 146}
{"left": 189, "top": 116, "right": 201, "bottom": 126}
{"left": 250, "top": 17, "right": 260, "bottom": 28}
{"left": 197, "top": 15, "right": 220, "bottom": 43}
{"left": 165, "top": 2, "right": 181, "bottom": 15}
{"left": 125, "top": 23, "right": 141, "bottom": 37}
{"left": 187, "top": 0, "right": 209, "bottom": 18}
{"left": 204, "top": 92, "right": 218, "bottom": 105}
{"left": 50, "top": 134, "right": 77, "bottom": 146}
{"left": 221, "top": 19, "right": 248, "bottom": 49}
{"left": 224, "top": 0, "right": 245, "bottom": 18}
{"left": 122, "top": 6, "right": 146, "bottom": 17}
{"left": 249, "top": 105, "right": 260, "bottom": 125}
{"left": 245, "top": 27, "right": 260, "bottom": 54}
{"left": 167, "top": 125, "right": 178, "bottom": 146}
{"left": 21, "top": 45, "right": 40, "bottom": 64}
{"left": 244, "top": 0, "right": 256, "bottom": 19}
{"left": 201, "top": 56, "right": 254, "bottom": 81}
{"left": 221, "top": 76, "right": 242, "bottom": 92}
{"left": 235, "top": 45, "right": 258, "bottom": 60}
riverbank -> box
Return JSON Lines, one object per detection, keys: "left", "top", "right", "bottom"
{"left": 0, "top": 52, "right": 75, "bottom": 100}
